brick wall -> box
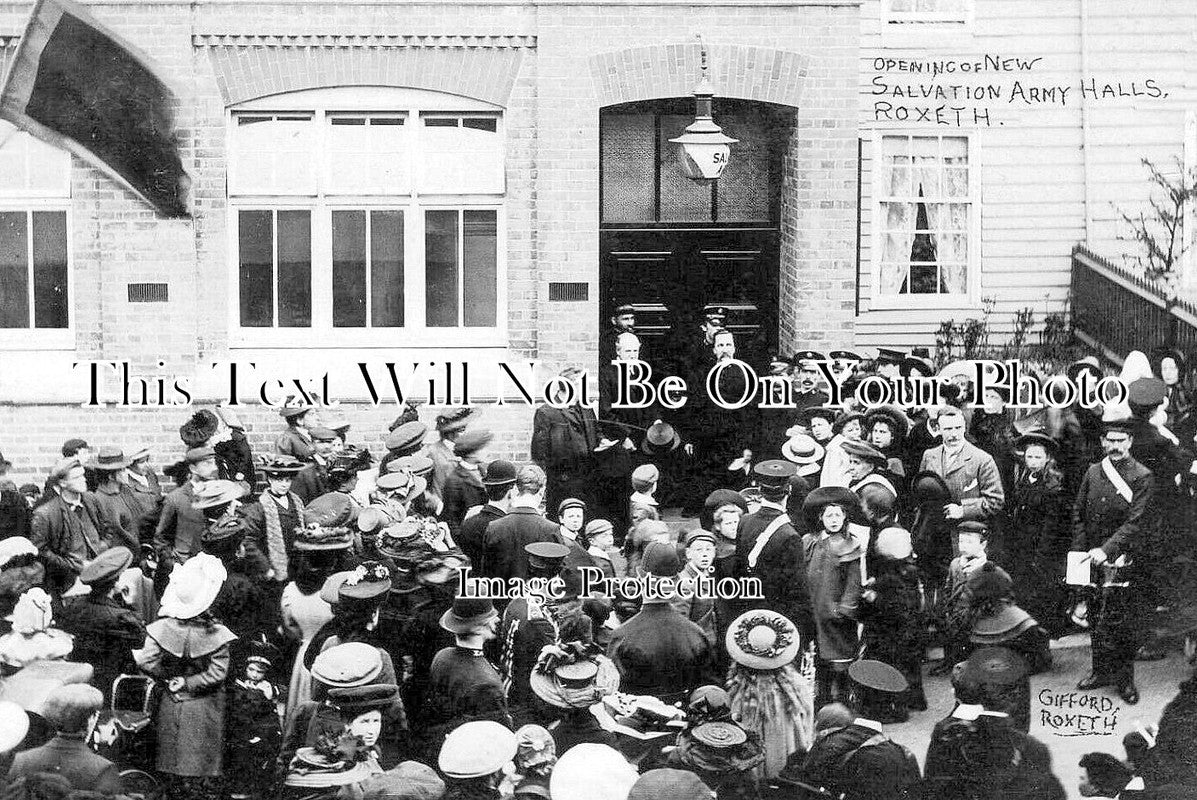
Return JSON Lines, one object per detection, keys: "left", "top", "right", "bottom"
{"left": 0, "top": 0, "right": 861, "bottom": 467}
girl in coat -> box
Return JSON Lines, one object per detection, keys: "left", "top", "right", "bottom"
{"left": 135, "top": 553, "right": 236, "bottom": 800}
{"left": 801, "top": 487, "right": 866, "bottom": 707}
{"left": 1009, "top": 433, "right": 1069, "bottom": 637}
{"left": 859, "top": 527, "right": 928, "bottom": 716}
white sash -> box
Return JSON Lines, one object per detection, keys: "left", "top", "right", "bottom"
{"left": 1100, "top": 457, "right": 1133, "bottom": 503}
{"left": 747, "top": 513, "right": 790, "bottom": 570}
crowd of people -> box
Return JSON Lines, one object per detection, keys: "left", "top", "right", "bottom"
{"left": 0, "top": 320, "right": 1194, "bottom": 799}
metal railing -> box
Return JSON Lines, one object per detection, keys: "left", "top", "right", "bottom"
{"left": 1070, "top": 245, "right": 1197, "bottom": 363}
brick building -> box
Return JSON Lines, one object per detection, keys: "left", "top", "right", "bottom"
{"left": 0, "top": 0, "right": 860, "bottom": 473}
{"left": 0, "top": 0, "right": 1191, "bottom": 477}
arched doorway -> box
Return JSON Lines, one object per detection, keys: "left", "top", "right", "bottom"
{"left": 599, "top": 97, "right": 793, "bottom": 374}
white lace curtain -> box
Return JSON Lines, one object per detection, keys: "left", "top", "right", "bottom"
{"left": 879, "top": 136, "right": 969, "bottom": 295}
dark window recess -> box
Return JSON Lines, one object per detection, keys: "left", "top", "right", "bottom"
{"left": 127, "top": 283, "right": 169, "bottom": 303}
{"left": 548, "top": 282, "right": 589, "bottom": 302}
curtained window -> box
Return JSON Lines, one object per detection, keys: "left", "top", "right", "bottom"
{"left": 877, "top": 135, "right": 972, "bottom": 299}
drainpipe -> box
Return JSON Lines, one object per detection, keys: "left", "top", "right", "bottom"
{"left": 1080, "top": 0, "right": 1092, "bottom": 242}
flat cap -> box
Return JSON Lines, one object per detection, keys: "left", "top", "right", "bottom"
{"left": 184, "top": 446, "right": 216, "bottom": 464}
{"left": 310, "top": 642, "right": 384, "bottom": 688}
{"left": 389, "top": 454, "right": 434, "bottom": 477}
{"left": 1128, "top": 377, "right": 1166, "bottom": 408}
{"left": 848, "top": 659, "right": 908, "bottom": 694}
{"left": 385, "top": 422, "right": 428, "bottom": 453}
{"left": 438, "top": 721, "right": 518, "bottom": 779}
{"left": 683, "top": 530, "right": 717, "bottom": 548}
{"left": 309, "top": 427, "right": 340, "bottom": 442}
{"left": 454, "top": 429, "right": 494, "bottom": 457}
{"left": 79, "top": 546, "right": 134, "bottom": 586}
{"left": 752, "top": 459, "right": 797, "bottom": 486}
{"left": 557, "top": 498, "right": 586, "bottom": 516}
{"left": 525, "top": 541, "right": 570, "bottom": 563}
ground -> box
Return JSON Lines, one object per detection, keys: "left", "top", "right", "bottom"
{"left": 873, "top": 635, "right": 1188, "bottom": 800}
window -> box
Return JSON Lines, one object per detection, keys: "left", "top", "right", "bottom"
{"left": 600, "top": 99, "right": 788, "bottom": 225}
{"left": 882, "top": 0, "right": 970, "bottom": 25}
{"left": 874, "top": 134, "right": 975, "bottom": 304}
{"left": 227, "top": 88, "right": 505, "bottom": 345}
{"left": 0, "top": 121, "right": 71, "bottom": 343}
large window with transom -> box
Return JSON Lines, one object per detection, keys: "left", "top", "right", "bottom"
{"left": 226, "top": 87, "right": 505, "bottom": 347}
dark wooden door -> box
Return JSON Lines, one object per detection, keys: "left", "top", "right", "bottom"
{"left": 600, "top": 226, "right": 779, "bottom": 375}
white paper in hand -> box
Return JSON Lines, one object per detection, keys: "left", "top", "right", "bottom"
{"left": 1066, "top": 551, "right": 1092, "bottom": 586}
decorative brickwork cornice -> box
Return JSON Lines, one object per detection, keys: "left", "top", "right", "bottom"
{"left": 202, "top": 35, "right": 532, "bottom": 107}
{"left": 192, "top": 34, "right": 536, "bottom": 49}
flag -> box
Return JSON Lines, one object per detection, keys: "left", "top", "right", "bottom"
{"left": 0, "top": 0, "right": 190, "bottom": 217}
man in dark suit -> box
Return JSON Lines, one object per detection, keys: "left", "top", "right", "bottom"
{"left": 734, "top": 459, "right": 814, "bottom": 641}
{"left": 8, "top": 684, "right": 123, "bottom": 793}
{"left": 531, "top": 366, "right": 600, "bottom": 515}
{"left": 290, "top": 427, "right": 341, "bottom": 504}
{"left": 456, "top": 460, "right": 517, "bottom": 575}
{"left": 1072, "top": 418, "right": 1154, "bottom": 705}
{"left": 919, "top": 405, "right": 1005, "bottom": 557}
{"left": 481, "top": 465, "right": 563, "bottom": 587}
{"left": 30, "top": 458, "right": 111, "bottom": 595}
{"left": 442, "top": 430, "right": 493, "bottom": 538}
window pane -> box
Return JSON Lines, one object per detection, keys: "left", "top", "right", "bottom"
{"left": 277, "top": 210, "right": 311, "bottom": 327}
{"left": 659, "top": 114, "right": 713, "bottom": 221}
{"left": 230, "top": 116, "right": 315, "bottom": 195}
{"left": 332, "top": 211, "right": 367, "bottom": 328}
{"left": 31, "top": 211, "right": 67, "bottom": 328}
{"left": 715, "top": 113, "right": 772, "bottom": 222}
{"left": 419, "top": 115, "right": 503, "bottom": 194}
{"left": 238, "top": 210, "right": 273, "bottom": 327}
{"left": 425, "top": 210, "right": 459, "bottom": 327}
{"left": 327, "top": 115, "right": 409, "bottom": 195}
{"left": 601, "top": 114, "right": 655, "bottom": 222}
{"left": 0, "top": 212, "right": 29, "bottom": 328}
{"left": 371, "top": 211, "right": 404, "bottom": 327}
{"left": 463, "top": 210, "right": 497, "bottom": 327}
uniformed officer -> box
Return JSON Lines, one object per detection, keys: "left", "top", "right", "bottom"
{"left": 1072, "top": 417, "right": 1154, "bottom": 704}
{"left": 600, "top": 303, "right": 637, "bottom": 363}
{"left": 873, "top": 348, "right": 906, "bottom": 381}
{"left": 734, "top": 459, "right": 814, "bottom": 640}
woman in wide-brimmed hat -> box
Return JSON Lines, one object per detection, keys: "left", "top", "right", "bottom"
{"left": 134, "top": 553, "right": 235, "bottom": 795}
{"left": 0, "top": 536, "right": 44, "bottom": 626}
{"left": 725, "top": 609, "right": 815, "bottom": 779}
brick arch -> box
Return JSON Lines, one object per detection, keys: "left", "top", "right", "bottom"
{"left": 588, "top": 43, "right": 809, "bottom": 109}
{"left": 197, "top": 35, "right": 534, "bottom": 108}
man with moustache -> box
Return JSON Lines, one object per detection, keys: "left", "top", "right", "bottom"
{"left": 687, "top": 328, "right": 756, "bottom": 509}
{"left": 1072, "top": 418, "right": 1154, "bottom": 705}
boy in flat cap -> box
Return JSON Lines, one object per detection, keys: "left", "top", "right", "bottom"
{"left": 290, "top": 427, "right": 343, "bottom": 504}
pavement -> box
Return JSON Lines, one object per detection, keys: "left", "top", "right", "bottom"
{"left": 657, "top": 509, "right": 1192, "bottom": 800}
{"left": 886, "top": 635, "right": 1191, "bottom": 800}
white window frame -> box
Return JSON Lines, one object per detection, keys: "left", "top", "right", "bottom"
{"left": 869, "top": 130, "right": 981, "bottom": 311}
{"left": 227, "top": 87, "right": 507, "bottom": 349}
{"left": 880, "top": 0, "right": 973, "bottom": 26}
{"left": 879, "top": 0, "right": 975, "bottom": 49}
{"left": 0, "top": 124, "right": 73, "bottom": 350}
